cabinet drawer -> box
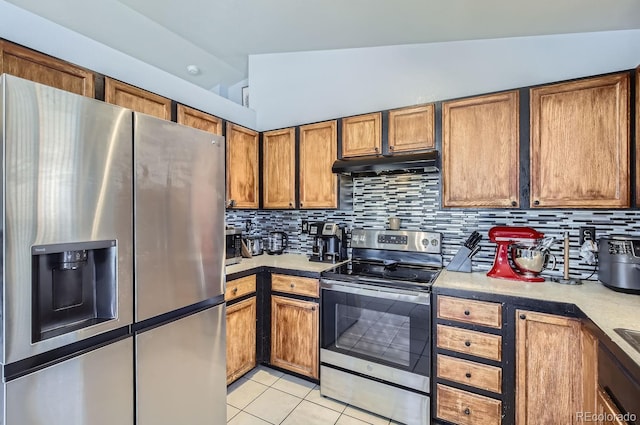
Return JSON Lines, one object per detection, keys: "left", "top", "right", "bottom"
{"left": 436, "top": 384, "right": 502, "bottom": 425}
{"left": 271, "top": 274, "right": 319, "bottom": 298}
{"left": 437, "top": 354, "right": 502, "bottom": 394}
{"left": 438, "top": 296, "right": 502, "bottom": 329}
{"left": 437, "top": 325, "right": 502, "bottom": 361}
{"left": 225, "top": 275, "right": 257, "bottom": 302}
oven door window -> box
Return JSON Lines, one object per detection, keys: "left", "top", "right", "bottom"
{"left": 321, "top": 288, "right": 430, "bottom": 377}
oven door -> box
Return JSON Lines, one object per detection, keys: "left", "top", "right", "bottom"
{"left": 320, "top": 279, "right": 431, "bottom": 393}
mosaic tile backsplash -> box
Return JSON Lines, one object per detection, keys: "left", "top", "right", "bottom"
{"left": 226, "top": 173, "right": 640, "bottom": 281}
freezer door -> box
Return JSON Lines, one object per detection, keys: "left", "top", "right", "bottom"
{"left": 136, "top": 304, "right": 226, "bottom": 425}
{"left": 5, "top": 337, "right": 133, "bottom": 425}
{"left": 134, "top": 113, "right": 225, "bottom": 321}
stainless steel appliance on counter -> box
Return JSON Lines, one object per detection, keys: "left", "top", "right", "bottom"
{"left": 266, "top": 231, "right": 288, "bottom": 255}
{"left": 133, "top": 113, "right": 226, "bottom": 425}
{"left": 226, "top": 228, "right": 243, "bottom": 264}
{"left": 0, "top": 74, "right": 134, "bottom": 424}
{"left": 598, "top": 235, "right": 640, "bottom": 294}
{"left": 319, "top": 228, "right": 442, "bottom": 425}
{"left": 309, "top": 222, "right": 348, "bottom": 263}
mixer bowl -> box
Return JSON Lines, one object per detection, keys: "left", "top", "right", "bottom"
{"left": 510, "top": 244, "right": 552, "bottom": 274}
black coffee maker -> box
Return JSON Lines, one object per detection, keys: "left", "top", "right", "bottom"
{"left": 309, "top": 222, "right": 347, "bottom": 263}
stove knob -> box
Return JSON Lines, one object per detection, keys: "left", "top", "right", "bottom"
{"left": 431, "top": 239, "right": 439, "bottom": 247}
{"left": 421, "top": 239, "right": 429, "bottom": 247}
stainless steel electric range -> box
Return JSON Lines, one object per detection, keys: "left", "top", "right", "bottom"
{"left": 319, "top": 228, "right": 442, "bottom": 425}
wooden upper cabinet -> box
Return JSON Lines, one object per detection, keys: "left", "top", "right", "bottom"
{"left": 388, "top": 104, "right": 435, "bottom": 154}
{"left": 263, "top": 127, "right": 296, "bottom": 209}
{"left": 104, "top": 77, "right": 171, "bottom": 120}
{"left": 636, "top": 67, "right": 640, "bottom": 205}
{"left": 299, "top": 120, "right": 338, "bottom": 209}
{"left": 442, "top": 91, "right": 520, "bottom": 208}
{"left": 176, "top": 104, "right": 222, "bottom": 135}
{"left": 226, "top": 123, "right": 259, "bottom": 209}
{"left": 341, "top": 112, "right": 382, "bottom": 158}
{"left": 0, "top": 40, "right": 94, "bottom": 97}
{"left": 530, "top": 73, "right": 630, "bottom": 208}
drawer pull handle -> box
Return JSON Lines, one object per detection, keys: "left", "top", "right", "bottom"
{"left": 290, "top": 283, "right": 295, "bottom": 288}
{"left": 232, "top": 288, "right": 238, "bottom": 294}
{"left": 311, "top": 306, "right": 316, "bottom": 311}
{"left": 464, "top": 310, "right": 470, "bottom": 316}
{"left": 519, "top": 314, "right": 527, "bottom": 320}
{"left": 464, "top": 341, "right": 471, "bottom": 347}
{"left": 464, "top": 408, "right": 471, "bottom": 415}
{"left": 465, "top": 372, "right": 472, "bottom": 378}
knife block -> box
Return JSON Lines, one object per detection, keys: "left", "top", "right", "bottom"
{"left": 446, "top": 246, "right": 473, "bottom": 273}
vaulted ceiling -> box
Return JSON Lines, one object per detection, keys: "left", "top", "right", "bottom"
{"left": 7, "top": 0, "right": 640, "bottom": 92}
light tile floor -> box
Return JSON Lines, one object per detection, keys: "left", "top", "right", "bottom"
{"left": 227, "top": 366, "right": 403, "bottom": 425}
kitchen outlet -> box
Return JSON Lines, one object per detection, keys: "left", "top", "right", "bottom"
{"left": 301, "top": 220, "right": 309, "bottom": 234}
{"left": 579, "top": 226, "right": 596, "bottom": 245}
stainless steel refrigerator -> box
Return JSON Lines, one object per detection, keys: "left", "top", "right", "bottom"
{"left": 0, "top": 75, "right": 227, "bottom": 425}
{"left": 132, "top": 112, "right": 226, "bottom": 425}
{"left": 0, "top": 74, "right": 134, "bottom": 424}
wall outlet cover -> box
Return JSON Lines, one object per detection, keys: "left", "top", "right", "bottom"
{"left": 579, "top": 226, "right": 596, "bottom": 246}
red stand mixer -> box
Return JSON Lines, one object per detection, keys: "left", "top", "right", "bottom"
{"left": 487, "top": 226, "right": 551, "bottom": 282}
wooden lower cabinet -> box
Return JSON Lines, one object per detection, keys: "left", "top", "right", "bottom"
{"left": 597, "top": 388, "right": 629, "bottom": 425}
{"left": 226, "top": 296, "right": 256, "bottom": 384}
{"left": 270, "top": 295, "right": 319, "bottom": 379}
{"left": 516, "top": 310, "right": 585, "bottom": 424}
{"left": 436, "top": 384, "right": 502, "bottom": 425}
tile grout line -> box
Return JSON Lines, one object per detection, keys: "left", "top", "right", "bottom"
{"left": 232, "top": 368, "right": 391, "bottom": 425}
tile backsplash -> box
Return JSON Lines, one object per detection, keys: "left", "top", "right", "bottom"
{"left": 226, "top": 173, "right": 640, "bottom": 281}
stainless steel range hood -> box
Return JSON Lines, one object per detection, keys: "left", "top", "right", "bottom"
{"left": 331, "top": 151, "right": 439, "bottom": 176}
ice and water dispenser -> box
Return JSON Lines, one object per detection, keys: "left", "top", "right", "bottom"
{"left": 31, "top": 240, "right": 118, "bottom": 342}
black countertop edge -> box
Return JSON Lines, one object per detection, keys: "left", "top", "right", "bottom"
{"left": 226, "top": 266, "right": 323, "bottom": 281}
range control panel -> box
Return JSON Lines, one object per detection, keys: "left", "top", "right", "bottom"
{"left": 377, "top": 234, "right": 408, "bottom": 245}
{"left": 352, "top": 229, "right": 441, "bottom": 254}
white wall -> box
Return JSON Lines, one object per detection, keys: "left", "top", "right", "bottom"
{"left": 249, "top": 30, "right": 640, "bottom": 131}
{"left": 0, "top": 0, "right": 256, "bottom": 129}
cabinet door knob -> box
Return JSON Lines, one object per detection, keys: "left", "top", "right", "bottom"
{"left": 465, "top": 372, "right": 472, "bottom": 378}
{"left": 289, "top": 202, "right": 293, "bottom": 208}
{"left": 519, "top": 314, "right": 527, "bottom": 320}
{"left": 389, "top": 145, "right": 394, "bottom": 151}
{"left": 464, "top": 310, "right": 470, "bottom": 316}
{"left": 374, "top": 146, "right": 379, "bottom": 153}
{"left": 464, "top": 408, "right": 471, "bottom": 415}
{"left": 533, "top": 200, "right": 540, "bottom": 206}
{"left": 511, "top": 201, "right": 517, "bottom": 207}
{"left": 311, "top": 306, "right": 316, "bottom": 311}
{"left": 300, "top": 202, "right": 304, "bottom": 207}
{"left": 232, "top": 287, "right": 238, "bottom": 294}
{"left": 464, "top": 341, "right": 471, "bottom": 347}
{"left": 290, "top": 283, "right": 295, "bottom": 288}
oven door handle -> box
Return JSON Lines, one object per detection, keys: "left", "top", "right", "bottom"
{"left": 320, "top": 279, "right": 431, "bottom": 306}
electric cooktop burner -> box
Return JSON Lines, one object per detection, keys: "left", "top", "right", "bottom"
{"left": 320, "top": 228, "right": 443, "bottom": 292}
{"left": 321, "top": 260, "right": 441, "bottom": 291}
